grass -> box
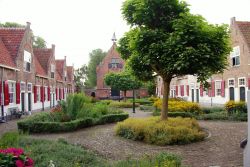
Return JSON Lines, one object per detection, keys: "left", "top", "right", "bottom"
{"left": 0, "top": 132, "right": 184, "bottom": 167}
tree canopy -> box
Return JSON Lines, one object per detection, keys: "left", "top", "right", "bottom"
{"left": 0, "top": 22, "right": 24, "bottom": 28}
{"left": 74, "top": 65, "right": 88, "bottom": 92}
{"left": 33, "top": 36, "right": 47, "bottom": 48}
{"left": 118, "top": 0, "right": 231, "bottom": 119}
{"left": 104, "top": 72, "right": 142, "bottom": 100}
{"left": 85, "top": 49, "right": 106, "bottom": 88}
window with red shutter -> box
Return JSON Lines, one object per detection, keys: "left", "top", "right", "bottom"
{"left": 34, "top": 86, "right": 37, "bottom": 103}
{"left": 40, "top": 87, "right": 44, "bottom": 102}
{"left": 180, "top": 85, "right": 184, "bottom": 96}
{"left": 16, "top": 82, "right": 20, "bottom": 104}
{"left": 4, "top": 81, "right": 9, "bottom": 106}
{"left": 186, "top": 85, "right": 189, "bottom": 96}
{"left": 248, "top": 78, "right": 250, "bottom": 90}
{"left": 211, "top": 81, "right": 215, "bottom": 97}
{"left": 56, "top": 88, "right": 58, "bottom": 100}
{"left": 48, "top": 87, "right": 50, "bottom": 101}
{"left": 221, "top": 80, "right": 225, "bottom": 97}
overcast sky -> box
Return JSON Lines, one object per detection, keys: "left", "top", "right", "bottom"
{"left": 0, "top": 0, "right": 250, "bottom": 69}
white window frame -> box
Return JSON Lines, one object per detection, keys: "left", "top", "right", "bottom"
{"left": 37, "top": 86, "right": 40, "bottom": 102}
{"left": 231, "top": 46, "right": 240, "bottom": 66}
{"left": 8, "top": 81, "right": 16, "bottom": 104}
{"left": 51, "top": 64, "right": 55, "bottom": 79}
{"left": 215, "top": 80, "right": 222, "bottom": 96}
{"left": 23, "top": 50, "right": 31, "bottom": 72}
{"left": 228, "top": 78, "right": 235, "bottom": 87}
{"left": 238, "top": 77, "right": 246, "bottom": 87}
{"left": 20, "top": 82, "right": 25, "bottom": 92}
{"left": 27, "top": 83, "right": 32, "bottom": 92}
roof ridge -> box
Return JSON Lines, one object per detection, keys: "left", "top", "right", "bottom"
{"left": 0, "top": 27, "right": 25, "bottom": 30}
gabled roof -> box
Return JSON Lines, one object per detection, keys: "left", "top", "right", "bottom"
{"left": 33, "top": 48, "right": 53, "bottom": 75}
{"left": 236, "top": 21, "right": 250, "bottom": 49}
{"left": 56, "top": 60, "right": 64, "bottom": 81}
{"left": 67, "top": 66, "right": 73, "bottom": 82}
{"left": 0, "top": 38, "right": 16, "bottom": 68}
{"left": 0, "top": 28, "right": 25, "bottom": 61}
{"left": 56, "top": 70, "right": 63, "bottom": 81}
{"left": 34, "top": 54, "right": 46, "bottom": 76}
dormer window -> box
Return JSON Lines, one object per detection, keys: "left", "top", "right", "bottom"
{"left": 231, "top": 46, "right": 240, "bottom": 66}
{"left": 24, "top": 51, "right": 31, "bottom": 72}
{"left": 51, "top": 64, "right": 55, "bottom": 78}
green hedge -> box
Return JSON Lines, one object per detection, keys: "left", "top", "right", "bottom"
{"left": 152, "top": 110, "right": 195, "bottom": 118}
{"left": 18, "top": 113, "right": 129, "bottom": 133}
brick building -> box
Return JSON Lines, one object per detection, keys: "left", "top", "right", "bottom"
{"left": 156, "top": 17, "right": 250, "bottom": 105}
{"left": 0, "top": 22, "right": 74, "bottom": 119}
{"left": 96, "top": 37, "right": 148, "bottom": 99}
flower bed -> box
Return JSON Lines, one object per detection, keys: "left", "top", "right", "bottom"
{"left": 116, "top": 117, "right": 205, "bottom": 145}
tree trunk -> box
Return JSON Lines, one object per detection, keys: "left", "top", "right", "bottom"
{"left": 124, "top": 90, "right": 127, "bottom": 102}
{"left": 161, "top": 79, "right": 171, "bottom": 120}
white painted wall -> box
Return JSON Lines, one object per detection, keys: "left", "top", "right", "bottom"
{"left": 244, "top": 90, "right": 250, "bottom": 167}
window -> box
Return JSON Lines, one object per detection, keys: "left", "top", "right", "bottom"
{"left": 231, "top": 46, "right": 240, "bottom": 66}
{"left": 8, "top": 82, "right": 16, "bottom": 104}
{"left": 215, "top": 81, "right": 221, "bottom": 96}
{"left": 109, "top": 58, "right": 121, "bottom": 69}
{"left": 64, "top": 71, "right": 67, "bottom": 81}
{"left": 111, "top": 58, "right": 119, "bottom": 63}
{"left": 37, "top": 86, "right": 40, "bottom": 102}
{"left": 228, "top": 79, "right": 235, "bottom": 87}
{"left": 24, "top": 51, "right": 31, "bottom": 72}
{"left": 44, "top": 87, "right": 47, "bottom": 101}
{"left": 27, "top": 84, "right": 32, "bottom": 92}
{"left": 21, "top": 83, "right": 25, "bottom": 92}
{"left": 51, "top": 64, "right": 55, "bottom": 78}
{"left": 239, "top": 78, "right": 245, "bottom": 86}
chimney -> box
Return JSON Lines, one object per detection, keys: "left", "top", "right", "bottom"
{"left": 52, "top": 44, "right": 55, "bottom": 57}
{"left": 231, "top": 17, "right": 236, "bottom": 25}
{"left": 26, "top": 22, "right": 31, "bottom": 29}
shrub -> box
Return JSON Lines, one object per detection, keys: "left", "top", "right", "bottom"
{"left": 0, "top": 132, "right": 20, "bottom": 149}
{"left": 140, "top": 105, "right": 154, "bottom": 111}
{"left": 18, "top": 112, "right": 129, "bottom": 133}
{"left": 109, "top": 101, "right": 140, "bottom": 108}
{"left": 128, "top": 98, "right": 153, "bottom": 105}
{"left": 0, "top": 148, "right": 34, "bottom": 167}
{"left": 225, "top": 101, "right": 247, "bottom": 115}
{"left": 153, "top": 110, "right": 194, "bottom": 118}
{"left": 154, "top": 99, "right": 201, "bottom": 114}
{"left": 115, "top": 152, "right": 182, "bottom": 167}
{"left": 201, "top": 107, "right": 225, "bottom": 114}
{"left": 196, "top": 112, "right": 228, "bottom": 120}
{"left": 116, "top": 117, "right": 205, "bottom": 145}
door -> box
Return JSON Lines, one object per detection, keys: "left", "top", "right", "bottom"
{"left": 21, "top": 93, "right": 25, "bottom": 112}
{"left": 229, "top": 87, "right": 234, "bottom": 101}
{"left": 196, "top": 89, "right": 199, "bottom": 103}
{"left": 240, "top": 87, "right": 246, "bottom": 101}
{"left": 191, "top": 89, "right": 194, "bottom": 102}
{"left": 28, "top": 93, "right": 31, "bottom": 112}
{"left": 111, "top": 88, "right": 120, "bottom": 96}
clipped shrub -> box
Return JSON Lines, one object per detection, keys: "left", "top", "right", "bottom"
{"left": 115, "top": 152, "right": 182, "bottom": 167}
{"left": 116, "top": 117, "right": 205, "bottom": 145}
{"left": 153, "top": 110, "right": 194, "bottom": 118}
{"left": 140, "top": 105, "right": 154, "bottom": 111}
{"left": 201, "top": 107, "right": 225, "bottom": 114}
{"left": 128, "top": 98, "right": 153, "bottom": 105}
{"left": 196, "top": 112, "right": 228, "bottom": 120}
{"left": 225, "top": 101, "right": 247, "bottom": 115}
{"left": 109, "top": 101, "right": 140, "bottom": 108}
{"left": 154, "top": 99, "right": 201, "bottom": 114}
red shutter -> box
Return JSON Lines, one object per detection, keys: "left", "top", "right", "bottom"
{"left": 63, "top": 88, "right": 65, "bottom": 99}
{"left": 4, "top": 81, "right": 9, "bottom": 106}
{"left": 211, "top": 81, "right": 215, "bottom": 97}
{"left": 59, "top": 88, "right": 61, "bottom": 100}
{"left": 186, "top": 85, "right": 189, "bottom": 96}
{"left": 180, "top": 85, "right": 184, "bottom": 96}
{"left": 16, "top": 82, "right": 20, "bottom": 104}
{"left": 48, "top": 87, "right": 50, "bottom": 101}
{"left": 56, "top": 88, "right": 58, "bottom": 100}
{"left": 248, "top": 78, "right": 250, "bottom": 90}
{"left": 200, "top": 84, "right": 203, "bottom": 97}
{"left": 176, "top": 86, "right": 178, "bottom": 96}
{"left": 34, "top": 86, "right": 37, "bottom": 103}
{"left": 221, "top": 80, "right": 225, "bottom": 97}
{"left": 40, "top": 87, "right": 44, "bottom": 102}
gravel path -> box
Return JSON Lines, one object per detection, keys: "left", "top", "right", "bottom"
{"left": 0, "top": 109, "right": 247, "bottom": 166}
{"left": 27, "top": 109, "right": 247, "bottom": 167}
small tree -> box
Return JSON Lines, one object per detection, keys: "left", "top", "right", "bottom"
{"left": 104, "top": 72, "right": 141, "bottom": 101}
{"left": 118, "top": 0, "right": 231, "bottom": 120}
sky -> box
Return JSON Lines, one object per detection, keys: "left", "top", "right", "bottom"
{"left": 0, "top": 0, "right": 250, "bottom": 69}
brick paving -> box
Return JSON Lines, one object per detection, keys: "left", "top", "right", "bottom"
{"left": 0, "top": 109, "right": 247, "bottom": 167}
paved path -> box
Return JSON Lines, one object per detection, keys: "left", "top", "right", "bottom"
{"left": 27, "top": 109, "right": 247, "bottom": 167}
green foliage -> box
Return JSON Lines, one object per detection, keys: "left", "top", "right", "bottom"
{"left": 0, "top": 132, "right": 20, "bottom": 149}
{"left": 85, "top": 49, "right": 106, "bottom": 88}
{"left": 145, "top": 80, "right": 156, "bottom": 96}
{"left": 33, "top": 36, "right": 47, "bottom": 48}
{"left": 140, "top": 105, "right": 154, "bottom": 111}
{"left": 201, "top": 107, "right": 225, "bottom": 114}
{"left": 74, "top": 65, "right": 88, "bottom": 92}
{"left": 128, "top": 98, "right": 153, "bottom": 105}
{"left": 225, "top": 101, "right": 247, "bottom": 115}
{"left": 116, "top": 117, "right": 205, "bottom": 145}
{"left": 109, "top": 101, "right": 140, "bottom": 108}
{"left": 115, "top": 153, "right": 182, "bottom": 167}
{"left": 0, "top": 22, "right": 24, "bottom": 27}
{"left": 119, "top": 0, "right": 231, "bottom": 119}
{"left": 196, "top": 111, "right": 247, "bottom": 121}
{"left": 153, "top": 110, "right": 195, "bottom": 118}
{"left": 104, "top": 72, "right": 142, "bottom": 99}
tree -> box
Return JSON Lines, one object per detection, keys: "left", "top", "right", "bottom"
{"left": 118, "top": 0, "right": 231, "bottom": 120}
{"left": 85, "top": 49, "right": 106, "bottom": 88}
{"left": 104, "top": 72, "right": 142, "bottom": 101}
{"left": 33, "top": 36, "right": 47, "bottom": 48}
{"left": 74, "top": 65, "right": 88, "bottom": 92}
{"left": 0, "top": 22, "right": 24, "bottom": 28}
